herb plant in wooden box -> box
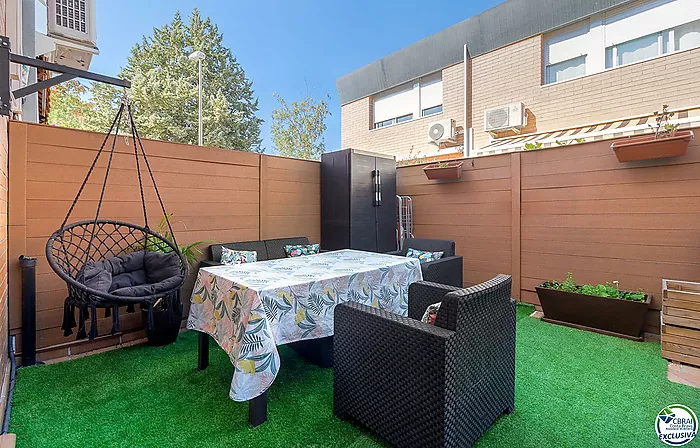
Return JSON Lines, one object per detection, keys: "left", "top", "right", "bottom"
{"left": 536, "top": 273, "right": 651, "bottom": 341}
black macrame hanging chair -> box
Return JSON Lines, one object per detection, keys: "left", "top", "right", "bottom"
{"left": 46, "top": 97, "right": 188, "bottom": 340}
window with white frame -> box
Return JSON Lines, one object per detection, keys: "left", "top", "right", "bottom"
{"left": 373, "top": 72, "right": 442, "bottom": 128}
{"left": 544, "top": 0, "right": 700, "bottom": 84}
{"left": 544, "top": 21, "right": 594, "bottom": 84}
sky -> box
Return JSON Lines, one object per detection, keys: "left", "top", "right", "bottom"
{"left": 45, "top": 0, "right": 503, "bottom": 153}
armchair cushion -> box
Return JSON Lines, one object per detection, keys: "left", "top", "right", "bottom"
{"left": 421, "top": 302, "right": 441, "bottom": 325}
{"left": 406, "top": 247, "right": 444, "bottom": 263}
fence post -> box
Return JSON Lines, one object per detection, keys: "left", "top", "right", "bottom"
{"left": 511, "top": 152, "right": 521, "bottom": 301}
{"left": 19, "top": 255, "right": 37, "bottom": 366}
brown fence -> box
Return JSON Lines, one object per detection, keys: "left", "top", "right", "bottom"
{"left": 8, "top": 122, "right": 321, "bottom": 361}
{"left": 8, "top": 121, "right": 700, "bottom": 360}
{"left": 397, "top": 128, "right": 700, "bottom": 334}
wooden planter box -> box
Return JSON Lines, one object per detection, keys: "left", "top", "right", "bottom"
{"left": 662, "top": 280, "right": 700, "bottom": 367}
{"left": 611, "top": 130, "right": 693, "bottom": 163}
{"left": 536, "top": 283, "right": 651, "bottom": 341}
{"left": 423, "top": 161, "right": 463, "bottom": 180}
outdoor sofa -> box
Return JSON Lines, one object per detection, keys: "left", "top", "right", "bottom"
{"left": 387, "top": 238, "right": 464, "bottom": 287}
{"left": 201, "top": 236, "right": 313, "bottom": 267}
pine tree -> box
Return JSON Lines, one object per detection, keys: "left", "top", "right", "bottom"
{"left": 56, "top": 9, "right": 263, "bottom": 152}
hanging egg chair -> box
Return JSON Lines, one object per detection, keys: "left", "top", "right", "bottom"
{"left": 46, "top": 97, "right": 188, "bottom": 340}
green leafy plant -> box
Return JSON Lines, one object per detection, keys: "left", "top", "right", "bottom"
{"left": 153, "top": 215, "right": 213, "bottom": 267}
{"left": 437, "top": 161, "right": 452, "bottom": 168}
{"left": 555, "top": 138, "right": 585, "bottom": 146}
{"left": 542, "top": 272, "right": 646, "bottom": 302}
{"left": 650, "top": 104, "right": 680, "bottom": 139}
{"left": 524, "top": 142, "right": 543, "bottom": 151}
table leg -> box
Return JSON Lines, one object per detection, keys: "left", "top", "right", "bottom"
{"left": 198, "top": 332, "right": 209, "bottom": 371}
{"left": 248, "top": 392, "right": 268, "bottom": 427}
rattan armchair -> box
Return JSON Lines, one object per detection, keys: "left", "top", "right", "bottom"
{"left": 333, "top": 275, "right": 515, "bottom": 448}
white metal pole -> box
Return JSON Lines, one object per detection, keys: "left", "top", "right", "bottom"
{"left": 198, "top": 58, "right": 203, "bottom": 146}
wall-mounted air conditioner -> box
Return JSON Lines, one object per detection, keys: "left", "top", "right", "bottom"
{"left": 484, "top": 102, "right": 527, "bottom": 133}
{"left": 48, "top": 0, "right": 97, "bottom": 46}
{"left": 43, "top": 0, "right": 98, "bottom": 70}
{"left": 428, "top": 119, "right": 456, "bottom": 145}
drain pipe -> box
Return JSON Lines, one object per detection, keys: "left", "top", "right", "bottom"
{"left": 1, "top": 335, "right": 16, "bottom": 435}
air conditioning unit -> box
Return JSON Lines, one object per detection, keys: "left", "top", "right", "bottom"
{"left": 427, "top": 119, "right": 456, "bottom": 145}
{"left": 48, "top": 0, "right": 97, "bottom": 46}
{"left": 44, "top": 0, "right": 98, "bottom": 69}
{"left": 484, "top": 102, "right": 527, "bottom": 133}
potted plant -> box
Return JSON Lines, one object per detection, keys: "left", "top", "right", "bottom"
{"left": 141, "top": 215, "right": 211, "bottom": 346}
{"left": 611, "top": 105, "right": 694, "bottom": 162}
{"left": 423, "top": 161, "right": 464, "bottom": 180}
{"left": 535, "top": 273, "right": 651, "bottom": 341}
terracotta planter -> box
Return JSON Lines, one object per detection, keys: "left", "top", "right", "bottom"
{"left": 535, "top": 283, "right": 651, "bottom": 341}
{"left": 611, "top": 130, "right": 693, "bottom": 163}
{"left": 423, "top": 161, "right": 463, "bottom": 180}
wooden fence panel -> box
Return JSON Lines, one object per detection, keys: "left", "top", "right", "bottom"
{"left": 397, "top": 155, "right": 513, "bottom": 290}
{"left": 397, "top": 127, "right": 700, "bottom": 334}
{"left": 8, "top": 123, "right": 321, "bottom": 360}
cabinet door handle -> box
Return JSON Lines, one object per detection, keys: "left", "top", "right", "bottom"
{"left": 373, "top": 170, "right": 382, "bottom": 206}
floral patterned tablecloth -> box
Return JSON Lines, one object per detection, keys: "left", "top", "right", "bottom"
{"left": 187, "top": 249, "right": 423, "bottom": 401}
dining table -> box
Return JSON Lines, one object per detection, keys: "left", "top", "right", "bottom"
{"left": 187, "top": 248, "right": 423, "bottom": 426}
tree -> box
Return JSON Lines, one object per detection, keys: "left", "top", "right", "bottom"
{"left": 81, "top": 9, "right": 263, "bottom": 151}
{"left": 270, "top": 92, "right": 331, "bottom": 160}
{"left": 48, "top": 80, "right": 95, "bottom": 129}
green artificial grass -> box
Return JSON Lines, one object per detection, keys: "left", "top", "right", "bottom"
{"left": 9, "top": 303, "right": 700, "bottom": 447}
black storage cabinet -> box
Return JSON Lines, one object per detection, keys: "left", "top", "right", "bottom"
{"left": 321, "top": 149, "right": 397, "bottom": 253}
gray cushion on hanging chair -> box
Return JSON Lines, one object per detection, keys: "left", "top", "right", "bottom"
{"left": 144, "top": 251, "right": 181, "bottom": 283}
{"left": 111, "top": 275, "right": 184, "bottom": 297}
{"left": 82, "top": 266, "right": 112, "bottom": 294}
{"left": 80, "top": 250, "right": 183, "bottom": 298}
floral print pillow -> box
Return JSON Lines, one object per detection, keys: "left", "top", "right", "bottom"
{"left": 284, "top": 243, "right": 320, "bottom": 258}
{"left": 421, "top": 302, "right": 441, "bottom": 325}
{"left": 220, "top": 247, "right": 257, "bottom": 265}
{"left": 406, "top": 248, "right": 444, "bottom": 263}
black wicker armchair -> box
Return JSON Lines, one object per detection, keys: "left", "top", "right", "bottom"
{"left": 387, "top": 238, "right": 463, "bottom": 287}
{"left": 334, "top": 275, "right": 515, "bottom": 448}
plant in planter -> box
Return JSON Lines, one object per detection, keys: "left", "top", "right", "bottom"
{"left": 142, "top": 215, "right": 212, "bottom": 346}
{"left": 611, "top": 105, "right": 694, "bottom": 162}
{"left": 423, "top": 160, "right": 464, "bottom": 180}
{"left": 536, "top": 272, "right": 651, "bottom": 341}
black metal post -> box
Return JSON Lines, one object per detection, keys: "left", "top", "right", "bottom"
{"left": 0, "top": 36, "right": 11, "bottom": 117}
{"left": 197, "top": 332, "right": 209, "bottom": 370}
{"left": 248, "top": 392, "right": 268, "bottom": 427}
{"left": 19, "top": 256, "right": 37, "bottom": 366}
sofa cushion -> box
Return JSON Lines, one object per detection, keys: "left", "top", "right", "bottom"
{"left": 265, "top": 237, "right": 310, "bottom": 260}
{"left": 400, "top": 238, "right": 455, "bottom": 257}
{"left": 210, "top": 241, "right": 268, "bottom": 262}
{"left": 284, "top": 243, "right": 320, "bottom": 258}
{"left": 406, "top": 248, "right": 444, "bottom": 263}
{"left": 221, "top": 247, "right": 257, "bottom": 265}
